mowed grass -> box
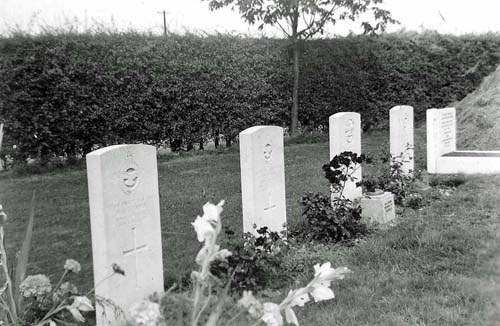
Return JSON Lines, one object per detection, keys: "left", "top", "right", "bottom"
{"left": 1, "top": 128, "right": 499, "bottom": 325}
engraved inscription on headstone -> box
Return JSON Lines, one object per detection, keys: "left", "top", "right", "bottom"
{"left": 240, "top": 126, "right": 287, "bottom": 235}
{"left": 345, "top": 119, "right": 354, "bottom": 143}
{"left": 440, "top": 111, "right": 455, "bottom": 147}
{"left": 264, "top": 143, "right": 272, "bottom": 161}
{"left": 122, "top": 227, "right": 148, "bottom": 288}
{"left": 87, "top": 144, "right": 164, "bottom": 326}
{"left": 383, "top": 200, "right": 393, "bottom": 213}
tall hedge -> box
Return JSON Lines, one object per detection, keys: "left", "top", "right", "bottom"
{"left": 1, "top": 31, "right": 499, "bottom": 162}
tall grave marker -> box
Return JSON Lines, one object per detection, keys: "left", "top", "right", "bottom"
{"left": 87, "top": 144, "right": 164, "bottom": 326}
{"left": 239, "top": 126, "right": 287, "bottom": 235}
{"left": 329, "top": 112, "right": 362, "bottom": 201}
{"left": 427, "top": 107, "right": 456, "bottom": 173}
{"left": 0, "top": 123, "right": 3, "bottom": 152}
{"left": 390, "top": 105, "right": 414, "bottom": 175}
{"left": 0, "top": 123, "right": 4, "bottom": 171}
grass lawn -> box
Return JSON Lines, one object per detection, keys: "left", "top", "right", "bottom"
{"left": 0, "top": 128, "right": 499, "bottom": 325}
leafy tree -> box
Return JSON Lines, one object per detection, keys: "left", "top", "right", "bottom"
{"left": 202, "top": 0, "right": 397, "bottom": 134}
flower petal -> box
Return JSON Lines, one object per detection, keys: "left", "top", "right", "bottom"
{"left": 71, "top": 296, "right": 94, "bottom": 312}
{"left": 311, "top": 286, "right": 335, "bottom": 302}
{"left": 291, "top": 293, "right": 310, "bottom": 307}
{"left": 202, "top": 201, "right": 223, "bottom": 222}
{"left": 67, "top": 306, "right": 85, "bottom": 322}
{"left": 212, "top": 249, "right": 232, "bottom": 261}
{"left": 262, "top": 302, "right": 283, "bottom": 326}
{"left": 285, "top": 306, "right": 299, "bottom": 326}
{"left": 191, "top": 216, "right": 215, "bottom": 242}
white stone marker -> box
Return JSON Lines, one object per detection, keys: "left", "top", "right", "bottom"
{"left": 0, "top": 123, "right": 4, "bottom": 152}
{"left": 329, "top": 112, "right": 362, "bottom": 201}
{"left": 426, "top": 107, "right": 457, "bottom": 173}
{"left": 390, "top": 105, "right": 414, "bottom": 175}
{"left": 426, "top": 107, "right": 500, "bottom": 174}
{"left": 87, "top": 144, "right": 164, "bottom": 326}
{"left": 360, "top": 191, "right": 395, "bottom": 224}
{"left": 0, "top": 123, "right": 4, "bottom": 171}
{"left": 240, "top": 126, "right": 287, "bottom": 235}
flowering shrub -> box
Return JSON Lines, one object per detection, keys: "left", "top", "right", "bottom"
{"left": 0, "top": 203, "right": 95, "bottom": 326}
{"left": 361, "top": 151, "right": 418, "bottom": 205}
{"left": 149, "top": 201, "right": 350, "bottom": 326}
{"left": 294, "top": 152, "right": 368, "bottom": 242}
{"left": 211, "top": 226, "right": 291, "bottom": 292}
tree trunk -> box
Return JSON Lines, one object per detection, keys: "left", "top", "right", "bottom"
{"left": 214, "top": 133, "right": 219, "bottom": 149}
{"left": 291, "top": 39, "right": 300, "bottom": 135}
{"left": 290, "top": 8, "right": 300, "bottom": 135}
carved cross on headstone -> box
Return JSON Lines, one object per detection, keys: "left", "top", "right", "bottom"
{"left": 263, "top": 188, "right": 276, "bottom": 211}
{"left": 122, "top": 227, "right": 148, "bottom": 287}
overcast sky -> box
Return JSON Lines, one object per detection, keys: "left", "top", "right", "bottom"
{"left": 1, "top": 0, "right": 500, "bottom": 36}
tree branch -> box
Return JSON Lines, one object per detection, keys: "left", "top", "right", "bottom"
{"left": 302, "top": 3, "right": 339, "bottom": 39}
{"left": 275, "top": 19, "right": 291, "bottom": 38}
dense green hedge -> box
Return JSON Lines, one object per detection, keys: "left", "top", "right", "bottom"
{"left": 1, "top": 31, "right": 499, "bottom": 162}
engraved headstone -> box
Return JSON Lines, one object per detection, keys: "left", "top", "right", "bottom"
{"left": 426, "top": 107, "right": 457, "bottom": 173}
{"left": 86, "top": 144, "right": 164, "bottom": 326}
{"left": 390, "top": 106, "right": 414, "bottom": 175}
{"left": 0, "top": 123, "right": 4, "bottom": 171}
{"left": 0, "top": 123, "right": 4, "bottom": 152}
{"left": 329, "top": 112, "right": 362, "bottom": 201}
{"left": 239, "top": 126, "right": 287, "bottom": 235}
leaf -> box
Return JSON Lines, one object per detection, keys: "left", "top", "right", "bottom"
{"left": 13, "top": 191, "right": 36, "bottom": 311}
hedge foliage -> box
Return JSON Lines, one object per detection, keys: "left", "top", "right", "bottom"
{"left": 1, "top": 31, "right": 499, "bottom": 162}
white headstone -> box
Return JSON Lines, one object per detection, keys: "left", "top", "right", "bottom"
{"left": 426, "top": 107, "right": 457, "bottom": 173}
{"left": 239, "top": 126, "right": 287, "bottom": 235}
{"left": 390, "top": 106, "right": 414, "bottom": 175}
{"left": 0, "top": 123, "right": 4, "bottom": 152}
{"left": 329, "top": 112, "right": 362, "bottom": 201}
{"left": 0, "top": 123, "right": 4, "bottom": 171}
{"left": 86, "top": 144, "right": 164, "bottom": 326}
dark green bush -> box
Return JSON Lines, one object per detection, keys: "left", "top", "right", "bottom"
{"left": 210, "top": 227, "right": 291, "bottom": 292}
{"left": 1, "top": 31, "right": 499, "bottom": 162}
{"left": 296, "top": 192, "right": 366, "bottom": 242}
{"left": 293, "top": 152, "right": 368, "bottom": 243}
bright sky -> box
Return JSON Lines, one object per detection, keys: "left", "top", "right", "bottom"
{"left": 1, "top": 0, "right": 500, "bottom": 36}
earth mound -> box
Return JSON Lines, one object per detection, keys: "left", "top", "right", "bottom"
{"left": 456, "top": 64, "right": 500, "bottom": 150}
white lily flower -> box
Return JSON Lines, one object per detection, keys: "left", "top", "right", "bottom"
{"left": 314, "top": 263, "right": 350, "bottom": 284}
{"left": 70, "top": 296, "right": 94, "bottom": 311}
{"left": 191, "top": 216, "right": 215, "bottom": 242}
{"left": 282, "top": 290, "right": 310, "bottom": 325}
{"left": 284, "top": 305, "right": 299, "bottom": 326}
{"left": 67, "top": 306, "right": 85, "bottom": 322}
{"left": 290, "top": 292, "right": 310, "bottom": 307}
{"left": 202, "top": 200, "right": 224, "bottom": 222}
{"left": 212, "top": 248, "right": 232, "bottom": 261}
{"left": 310, "top": 285, "right": 335, "bottom": 302}
{"left": 261, "top": 302, "right": 283, "bottom": 326}
{"left": 238, "top": 291, "right": 263, "bottom": 319}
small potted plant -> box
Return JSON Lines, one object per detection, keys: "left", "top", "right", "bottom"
{"left": 359, "top": 177, "right": 383, "bottom": 196}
